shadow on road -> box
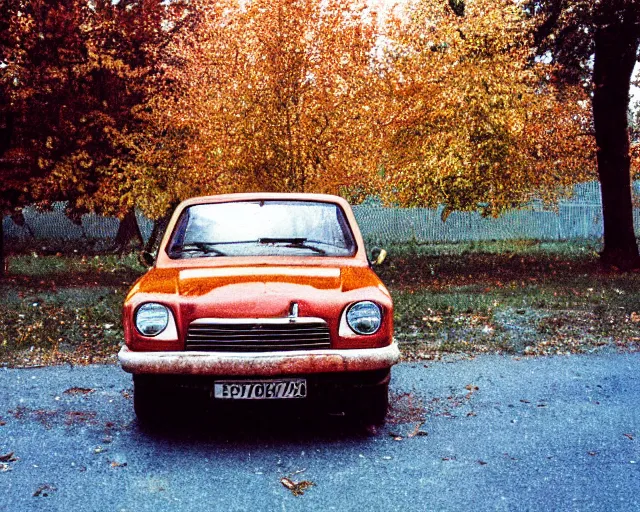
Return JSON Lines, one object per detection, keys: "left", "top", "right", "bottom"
{"left": 134, "top": 402, "right": 381, "bottom": 445}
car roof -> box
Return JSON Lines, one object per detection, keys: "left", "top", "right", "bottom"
{"left": 176, "top": 192, "right": 352, "bottom": 209}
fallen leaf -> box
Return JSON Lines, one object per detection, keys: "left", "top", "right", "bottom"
{"left": 0, "top": 452, "right": 17, "bottom": 462}
{"left": 33, "top": 484, "right": 57, "bottom": 497}
{"left": 280, "top": 477, "right": 296, "bottom": 491}
{"left": 63, "top": 387, "right": 94, "bottom": 396}
{"left": 407, "top": 422, "right": 428, "bottom": 438}
{"left": 280, "top": 477, "right": 315, "bottom": 497}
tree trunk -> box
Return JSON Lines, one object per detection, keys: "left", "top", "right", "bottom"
{"left": 143, "top": 214, "right": 171, "bottom": 254}
{"left": 144, "top": 204, "right": 178, "bottom": 254}
{"left": 1, "top": 110, "right": 12, "bottom": 277}
{"left": 114, "top": 209, "right": 143, "bottom": 252}
{"left": 0, "top": 214, "right": 5, "bottom": 278}
{"left": 144, "top": 219, "right": 162, "bottom": 254}
{"left": 592, "top": 19, "right": 640, "bottom": 269}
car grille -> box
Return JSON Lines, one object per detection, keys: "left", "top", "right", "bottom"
{"left": 185, "top": 318, "right": 331, "bottom": 352}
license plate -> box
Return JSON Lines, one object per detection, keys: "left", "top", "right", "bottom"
{"left": 213, "top": 379, "right": 307, "bottom": 400}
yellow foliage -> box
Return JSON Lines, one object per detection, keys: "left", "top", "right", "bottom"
{"left": 128, "top": 0, "right": 595, "bottom": 217}
{"left": 131, "top": 0, "right": 387, "bottom": 215}
{"left": 379, "top": 0, "right": 596, "bottom": 212}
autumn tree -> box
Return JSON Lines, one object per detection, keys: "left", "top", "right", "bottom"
{"left": 0, "top": 0, "right": 189, "bottom": 271}
{"left": 130, "top": 0, "right": 387, "bottom": 213}
{"left": 379, "top": 0, "right": 595, "bottom": 216}
{"left": 529, "top": 0, "right": 640, "bottom": 269}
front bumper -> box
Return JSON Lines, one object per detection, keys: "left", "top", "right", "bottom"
{"left": 118, "top": 342, "right": 400, "bottom": 376}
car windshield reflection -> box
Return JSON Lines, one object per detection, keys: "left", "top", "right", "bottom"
{"left": 167, "top": 200, "right": 357, "bottom": 258}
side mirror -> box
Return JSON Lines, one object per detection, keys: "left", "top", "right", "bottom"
{"left": 139, "top": 251, "right": 155, "bottom": 268}
{"left": 369, "top": 247, "right": 387, "bottom": 266}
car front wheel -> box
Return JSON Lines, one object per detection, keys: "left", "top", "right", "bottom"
{"left": 132, "top": 376, "right": 163, "bottom": 424}
{"left": 359, "top": 383, "right": 389, "bottom": 425}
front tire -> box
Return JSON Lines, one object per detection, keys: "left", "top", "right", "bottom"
{"left": 359, "top": 383, "right": 389, "bottom": 425}
{"left": 133, "top": 376, "right": 162, "bottom": 424}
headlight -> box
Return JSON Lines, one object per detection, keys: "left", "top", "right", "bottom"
{"left": 346, "top": 301, "right": 382, "bottom": 335}
{"left": 135, "top": 303, "right": 169, "bottom": 336}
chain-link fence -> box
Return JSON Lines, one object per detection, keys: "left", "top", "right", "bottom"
{"left": 4, "top": 182, "right": 640, "bottom": 247}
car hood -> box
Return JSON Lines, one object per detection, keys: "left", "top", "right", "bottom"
{"left": 177, "top": 266, "right": 344, "bottom": 295}
{"left": 128, "top": 264, "right": 387, "bottom": 318}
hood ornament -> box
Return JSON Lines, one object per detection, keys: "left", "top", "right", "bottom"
{"left": 288, "top": 302, "right": 299, "bottom": 321}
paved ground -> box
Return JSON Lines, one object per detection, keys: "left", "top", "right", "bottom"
{"left": 0, "top": 353, "right": 639, "bottom": 511}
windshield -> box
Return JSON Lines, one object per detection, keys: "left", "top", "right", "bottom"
{"left": 167, "top": 200, "right": 357, "bottom": 258}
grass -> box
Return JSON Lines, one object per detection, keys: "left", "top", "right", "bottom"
{"left": 366, "top": 238, "right": 604, "bottom": 258}
{"left": 377, "top": 240, "right": 640, "bottom": 359}
{"left": 1, "top": 240, "right": 640, "bottom": 366}
{"left": 0, "top": 254, "right": 144, "bottom": 367}
{"left": 9, "top": 252, "right": 143, "bottom": 276}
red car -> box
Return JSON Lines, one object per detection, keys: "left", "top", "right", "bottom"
{"left": 118, "top": 193, "right": 399, "bottom": 423}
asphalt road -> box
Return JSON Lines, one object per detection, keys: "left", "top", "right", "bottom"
{"left": 1, "top": 353, "right": 639, "bottom": 512}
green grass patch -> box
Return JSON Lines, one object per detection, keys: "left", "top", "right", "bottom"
{"left": 2, "top": 242, "right": 640, "bottom": 366}
{"left": 377, "top": 244, "right": 640, "bottom": 358}
{"left": 1, "top": 254, "right": 144, "bottom": 367}
{"left": 367, "top": 238, "right": 603, "bottom": 258}
{"left": 8, "top": 253, "right": 145, "bottom": 276}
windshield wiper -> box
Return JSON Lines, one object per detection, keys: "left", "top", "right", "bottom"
{"left": 169, "top": 239, "right": 265, "bottom": 257}
{"left": 259, "top": 237, "right": 307, "bottom": 244}
{"left": 169, "top": 242, "right": 226, "bottom": 256}
{"left": 258, "top": 237, "right": 327, "bottom": 255}
{"left": 171, "top": 238, "right": 331, "bottom": 256}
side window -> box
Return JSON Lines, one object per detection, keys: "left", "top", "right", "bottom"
{"left": 167, "top": 209, "right": 190, "bottom": 252}
{"left": 335, "top": 206, "right": 356, "bottom": 252}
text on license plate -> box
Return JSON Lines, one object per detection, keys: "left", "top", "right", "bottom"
{"left": 213, "top": 379, "right": 307, "bottom": 400}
